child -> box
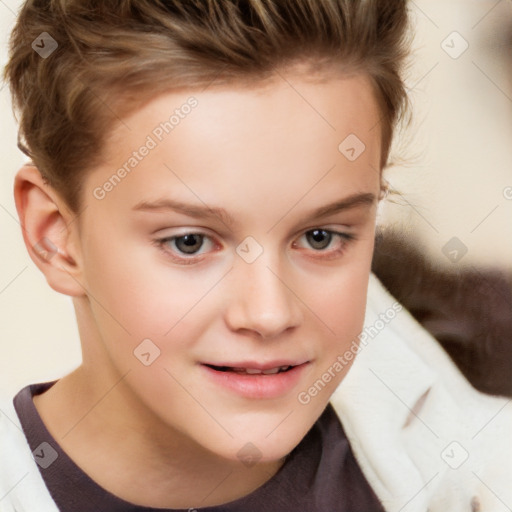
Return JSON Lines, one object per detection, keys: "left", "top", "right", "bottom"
{"left": 2, "top": 1, "right": 510, "bottom": 511}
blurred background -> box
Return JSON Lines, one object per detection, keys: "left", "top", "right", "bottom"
{"left": 1, "top": 0, "right": 511, "bottom": 398}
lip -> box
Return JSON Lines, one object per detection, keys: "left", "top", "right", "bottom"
{"left": 200, "top": 361, "right": 311, "bottom": 399}
{"left": 203, "top": 360, "right": 307, "bottom": 371}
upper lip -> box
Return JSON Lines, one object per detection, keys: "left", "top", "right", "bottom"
{"left": 202, "top": 360, "right": 309, "bottom": 370}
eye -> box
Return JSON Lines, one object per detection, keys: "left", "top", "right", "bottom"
{"left": 173, "top": 234, "right": 206, "bottom": 254}
{"left": 293, "top": 228, "right": 355, "bottom": 256}
{"left": 305, "top": 229, "right": 334, "bottom": 250}
{"left": 155, "top": 232, "right": 216, "bottom": 260}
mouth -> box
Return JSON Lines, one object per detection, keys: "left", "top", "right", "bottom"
{"left": 201, "top": 361, "right": 310, "bottom": 399}
{"left": 205, "top": 364, "right": 298, "bottom": 375}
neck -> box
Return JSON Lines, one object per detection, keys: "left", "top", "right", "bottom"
{"left": 32, "top": 366, "right": 285, "bottom": 508}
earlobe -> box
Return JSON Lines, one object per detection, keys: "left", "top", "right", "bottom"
{"left": 14, "top": 164, "right": 85, "bottom": 297}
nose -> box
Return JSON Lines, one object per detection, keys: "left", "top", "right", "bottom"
{"left": 224, "top": 257, "right": 303, "bottom": 339}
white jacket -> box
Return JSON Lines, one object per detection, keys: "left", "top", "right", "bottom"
{"left": 1, "top": 273, "right": 511, "bottom": 512}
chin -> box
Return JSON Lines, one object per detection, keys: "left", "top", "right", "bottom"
{"left": 208, "top": 413, "right": 319, "bottom": 466}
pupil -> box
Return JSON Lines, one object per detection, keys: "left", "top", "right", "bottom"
{"left": 307, "top": 229, "right": 331, "bottom": 250}
{"left": 176, "top": 234, "right": 202, "bottom": 254}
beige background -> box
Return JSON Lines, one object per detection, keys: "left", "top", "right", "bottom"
{"left": 1, "top": 0, "right": 511, "bottom": 398}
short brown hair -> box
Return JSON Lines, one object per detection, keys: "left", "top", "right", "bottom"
{"left": 5, "top": 0, "right": 411, "bottom": 212}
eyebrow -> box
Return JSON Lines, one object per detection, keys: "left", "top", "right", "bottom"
{"left": 132, "top": 192, "right": 377, "bottom": 229}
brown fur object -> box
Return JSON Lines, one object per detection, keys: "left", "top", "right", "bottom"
{"left": 372, "top": 231, "right": 512, "bottom": 398}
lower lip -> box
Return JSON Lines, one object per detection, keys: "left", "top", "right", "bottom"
{"left": 201, "top": 363, "right": 310, "bottom": 399}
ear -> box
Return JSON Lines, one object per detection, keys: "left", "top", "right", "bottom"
{"left": 14, "top": 164, "right": 85, "bottom": 297}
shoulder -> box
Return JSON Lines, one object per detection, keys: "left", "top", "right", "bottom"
{"left": 330, "top": 273, "right": 512, "bottom": 512}
{"left": 0, "top": 393, "right": 28, "bottom": 463}
{"left": 0, "top": 393, "right": 58, "bottom": 512}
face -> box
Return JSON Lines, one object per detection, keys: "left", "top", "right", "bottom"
{"left": 74, "top": 71, "right": 382, "bottom": 463}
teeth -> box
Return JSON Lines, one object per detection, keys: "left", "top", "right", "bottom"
{"left": 244, "top": 368, "right": 263, "bottom": 374}
{"left": 231, "top": 365, "right": 291, "bottom": 375}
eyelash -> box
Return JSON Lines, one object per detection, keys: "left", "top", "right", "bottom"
{"left": 154, "top": 229, "right": 357, "bottom": 265}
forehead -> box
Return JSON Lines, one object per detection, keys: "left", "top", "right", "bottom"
{"left": 86, "top": 72, "right": 382, "bottom": 218}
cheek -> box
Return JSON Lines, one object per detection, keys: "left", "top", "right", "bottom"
{"left": 314, "top": 273, "right": 368, "bottom": 345}
{"left": 298, "top": 240, "right": 373, "bottom": 385}
{"left": 82, "top": 242, "right": 163, "bottom": 335}
{"left": 79, "top": 227, "right": 225, "bottom": 370}
{"left": 307, "top": 240, "right": 372, "bottom": 327}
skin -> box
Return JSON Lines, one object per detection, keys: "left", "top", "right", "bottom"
{"left": 15, "top": 70, "right": 382, "bottom": 508}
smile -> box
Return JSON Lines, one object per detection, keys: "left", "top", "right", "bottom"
{"left": 205, "top": 364, "right": 293, "bottom": 375}
{"left": 201, "top": 361, "right": 310, "bottom": 399}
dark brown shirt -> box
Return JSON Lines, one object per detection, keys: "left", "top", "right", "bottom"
{"left": 13, "top": 381, "right": 384, "bottom": 511}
